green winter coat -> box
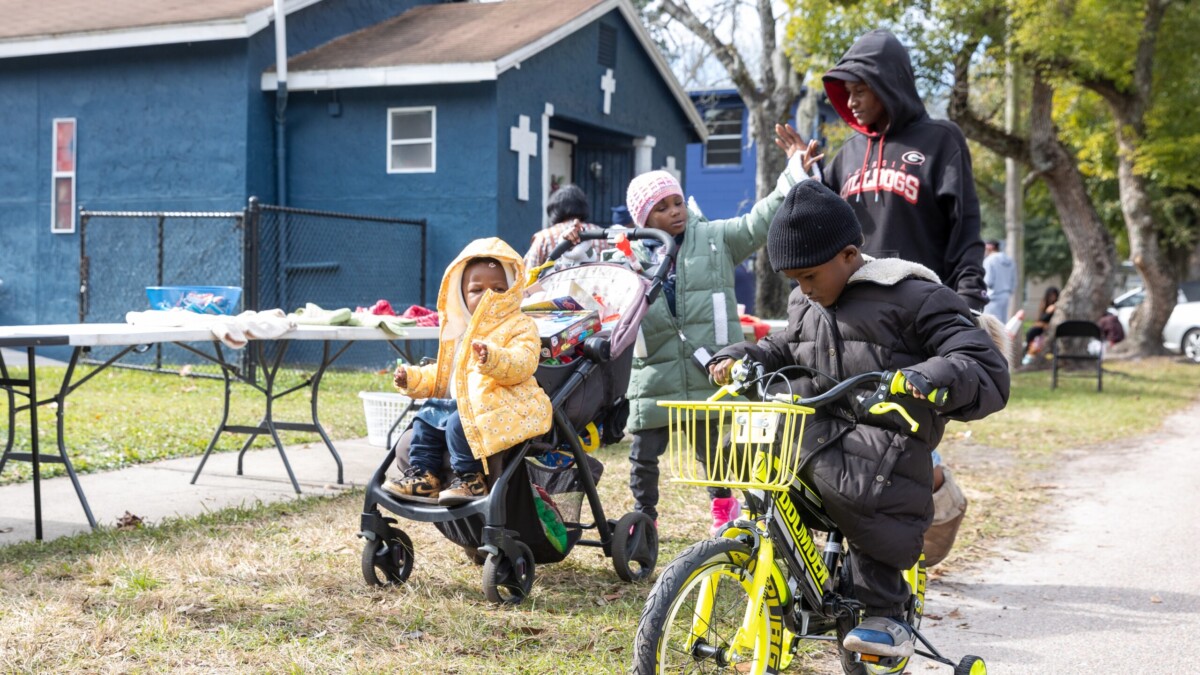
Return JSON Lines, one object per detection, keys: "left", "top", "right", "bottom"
{"left": 626, "top": 161, "right": 806, "bottom": 432}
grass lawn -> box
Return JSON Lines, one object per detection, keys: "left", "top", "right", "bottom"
{"left": 0, "top": 363, "right": 392, "bottom": 485}
{"left": 1, "top": 356, "right": 1197, "bottom": 672}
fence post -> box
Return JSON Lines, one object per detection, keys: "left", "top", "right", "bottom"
{"left": 243, "top": 198, "right": 261, "bottom": 383}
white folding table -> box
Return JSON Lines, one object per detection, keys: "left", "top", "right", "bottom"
{"left": 0, "top": 323, "right": 438, "bottom": 539}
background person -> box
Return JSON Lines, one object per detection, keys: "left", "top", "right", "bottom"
{"left": 982, "top": 239, "right": 1016, "bottom": 321}
{"left": 523, "top": 184, "right": 603, "bottom": 270}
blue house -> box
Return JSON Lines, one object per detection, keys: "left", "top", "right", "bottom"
{"left": 0, "top": 0, "right": 704, "bottom": 327}
{"left": 684, "top": 88, "right": 836, "bottom": 311}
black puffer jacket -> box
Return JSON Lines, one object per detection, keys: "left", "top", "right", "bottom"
{"left": 713, "top": 258, "right": 1009, "bottom": 569}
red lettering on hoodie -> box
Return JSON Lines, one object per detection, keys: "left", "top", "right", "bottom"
{"left": 839, "top": 168, "right": 921, "bottom": 205}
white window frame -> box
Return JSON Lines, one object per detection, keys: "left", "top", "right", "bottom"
{"left": 387, "top": 106, "right": 436, "bottom": 174}
{"left": 703, "top": 107, "right": 744, "bottom": 168}
{"left": 51, "top": 117, "right": 77, "bottom": 234}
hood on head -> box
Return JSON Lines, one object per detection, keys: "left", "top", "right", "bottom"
{"left": 822, "top": 29, "right": 927, "bottom": 136}
{"left": 438, "top": 237, "right": 525, "bottom": 342}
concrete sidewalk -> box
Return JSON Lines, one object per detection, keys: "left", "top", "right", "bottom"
{"left": 0, "top": 437, "right": 388, "bottom": 546}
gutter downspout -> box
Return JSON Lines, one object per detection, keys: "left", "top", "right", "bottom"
{"left": 273, "top": 0, "right": 291, "bottom": 311}
{"left": 273, "top": 0, "right": 288, "bottom": 207}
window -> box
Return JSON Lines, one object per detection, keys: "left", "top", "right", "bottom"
{"left": 598, "top": 24, "right": 617, "bottom": 68}
{"left": 52, "top": 118, "right": 77, "bottom": 233}
{"left": 387, "top": 107, "right": 435, "bottom": 173}
{"left": 703, "top": 107, "right": 743, "bottom": 167}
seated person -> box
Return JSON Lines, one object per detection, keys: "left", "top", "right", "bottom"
{"left": 385, "top": 238, "right": 552, "bottom": 506}
{"left": 707, "top": 181, "right": 1010, "bottom": 661}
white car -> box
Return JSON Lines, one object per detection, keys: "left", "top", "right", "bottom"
{"left": 1110, "top": 281, "right": 1200, "bottom": 362}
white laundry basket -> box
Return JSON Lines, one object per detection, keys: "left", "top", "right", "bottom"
{"left": 358, "top": 392, "right": 418, "bottom": 448}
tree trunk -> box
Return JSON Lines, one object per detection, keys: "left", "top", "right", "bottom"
{"left": 949, "top": 47, "right": 1115, "bottom": 326}
{"left": 1027, "top": 73, "right": 1115, "bottom": 326}
{"left": 1089, "top": 0, "right": 1174, "bottom": 356}
{"left": 751, "top": 104, "right": 792, "bottom": 318}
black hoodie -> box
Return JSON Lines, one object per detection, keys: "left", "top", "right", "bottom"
{"left": 822, "top": 29, "right": 987, "bottom": 310}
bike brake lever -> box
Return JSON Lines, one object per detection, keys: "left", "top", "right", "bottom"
{"left": 867, "top": 401, "right": 920, "bottom": 433}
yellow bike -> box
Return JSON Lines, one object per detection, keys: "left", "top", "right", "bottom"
{"left": 631, "top": 360, "right": 985, "bottom": 674}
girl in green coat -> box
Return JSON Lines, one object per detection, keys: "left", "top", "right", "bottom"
{"left": 624, "top": 123, "right": 807, "bottom": 533}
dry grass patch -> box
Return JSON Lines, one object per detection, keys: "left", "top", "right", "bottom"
{"left": 3, "top": 357, "right": 1195, "bottom": 673}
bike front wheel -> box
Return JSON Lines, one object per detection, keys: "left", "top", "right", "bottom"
{"left": 632, "top": 537, "right": 786, "bottom": 674}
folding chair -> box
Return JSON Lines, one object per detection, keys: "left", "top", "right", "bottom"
{"left": 1051, "top": 320, "right": 1103, "bottom": 392}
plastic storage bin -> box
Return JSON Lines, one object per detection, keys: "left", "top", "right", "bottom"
{"left": 146, "top": 286, "right": 242, "bottom": 315}
{"left": 359, "top": 392, "right": 419, "bottom": 448}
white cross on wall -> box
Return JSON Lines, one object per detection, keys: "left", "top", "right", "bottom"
{"left": 600, "top": 68, "right": 616, "bottom": 115}
{"left": 510, "top": 114, "right": 538, "bottom": 201}
{"left": 661, "top": 155, "right": 680, "bottom": 181}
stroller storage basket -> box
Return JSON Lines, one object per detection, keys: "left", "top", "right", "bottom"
{"left": 658, "top": 400, "right": 814, "bottom": 492}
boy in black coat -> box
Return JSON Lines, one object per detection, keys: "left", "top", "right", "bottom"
{"left": 708, "top": 180, "right": 1009, "bottom": 660}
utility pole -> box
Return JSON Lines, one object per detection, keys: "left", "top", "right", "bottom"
{"left": 1004, "top": 36, "right": 1024, "bottom": 322}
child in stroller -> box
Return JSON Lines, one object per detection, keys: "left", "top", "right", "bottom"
{"left": 358, "top": 228, "right": 678, "bottom": 604}
{"left": 384, "top": 239, "right": 552, "bottom": 506}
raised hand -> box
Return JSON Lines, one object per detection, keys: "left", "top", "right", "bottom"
{"left": 800, "top": 138, "right": 825, "bottom": 175}
{"left": 774, "top": 123, "right": 806, "bottom": 160}
{"left": 393, "top": 366, "right": 408, "bottom": 390}
{"left": 472, "top": 340, "right": 489, "bottom": 364}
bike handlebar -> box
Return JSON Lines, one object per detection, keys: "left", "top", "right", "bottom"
{"left": 712, "top": 359, "right": 948, "bottom": 433}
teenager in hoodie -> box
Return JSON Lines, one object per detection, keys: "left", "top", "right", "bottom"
{"left": 803, "top": 29, "right": 987, "bottom": 313}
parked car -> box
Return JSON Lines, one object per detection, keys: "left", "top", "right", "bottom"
{"left": 1110, "top": 281, "right": 1200, "bottom": 362}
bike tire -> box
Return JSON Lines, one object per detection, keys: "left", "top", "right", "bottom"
{"left": 835, "top": 555, "right": 927, "bottom": 675}
{"left": 632, "top": 537, "right": 786, "bottom": 674}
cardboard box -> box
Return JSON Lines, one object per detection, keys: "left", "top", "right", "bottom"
{"left": 525, "top": 310, "right": 602, "bottom": 359}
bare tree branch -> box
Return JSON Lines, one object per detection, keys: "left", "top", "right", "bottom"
{"left": 659, "top": 0, "right": 762, "bottom": 103}
{"left": 947, "top": 37, "right": 1031, "bottom": 163}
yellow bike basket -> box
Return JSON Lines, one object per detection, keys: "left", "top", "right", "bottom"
{"left": 657, "top": 400, "right": 813, "bottom": 492}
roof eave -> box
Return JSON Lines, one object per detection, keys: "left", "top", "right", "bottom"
{"left": 0, "top": 0, "right": 325, "bottom": 60}
{"left": 261, "top": 62, "right": 500, "bottom": 91}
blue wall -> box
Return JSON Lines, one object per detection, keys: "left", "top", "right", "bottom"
{"left": 495, "top": 9, "right": 696, "bottom": 245}
{"left": 685, "top": 92, "right": 758, "bottom": 220}
{"left": 685, "top": 89, "right": 837, "bottom": 221}
{"left": 0, "top": 0, "right": 423, "bottom": 326}
{"left": 285, "top": 82, "right": 499, "bottom": 307}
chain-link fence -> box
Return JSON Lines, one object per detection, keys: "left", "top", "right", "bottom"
{"left": 78, "top": 200, "right": 427, "bottom": 378}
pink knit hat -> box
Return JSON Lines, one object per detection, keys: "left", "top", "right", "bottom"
{"left": 626, "top": 170, "right": 683, "bottom": 227}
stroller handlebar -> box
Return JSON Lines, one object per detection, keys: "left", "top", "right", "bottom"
{"left": 541, "top": 228, "right": 677, "bottom": 302}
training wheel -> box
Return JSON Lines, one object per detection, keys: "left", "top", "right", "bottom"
{"left": 954, "top": 655, "right": 986, "bottom": 675}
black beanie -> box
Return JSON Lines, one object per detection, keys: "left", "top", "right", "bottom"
{"left": 766, "top": 180, "right": 863, "bottom": 272}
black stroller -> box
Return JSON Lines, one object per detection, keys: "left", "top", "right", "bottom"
{"left": 358, "top": 229, "right": 676, "bottom": 604}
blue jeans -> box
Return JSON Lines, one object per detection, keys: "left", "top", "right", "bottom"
{"left": 407, "top": 400, "right": 483, "bottom": 475}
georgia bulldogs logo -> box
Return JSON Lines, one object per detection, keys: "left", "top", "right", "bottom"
{"left": 901, "top": 151, "right": 925, "bottom": 165}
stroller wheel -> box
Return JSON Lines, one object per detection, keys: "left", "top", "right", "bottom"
{"left": 612, "top": 512, "right": 658, "bottom": 582}
{"left": 482, "top": 540, "right": 535, "bottom": 605}
{"left": 361, "top": 529, "right": 414, "bottom": 586}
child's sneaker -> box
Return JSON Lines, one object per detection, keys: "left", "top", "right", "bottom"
{"left": 842, "top": 616, "right": 915, "bottom": 659}
{"left": 382, "top": 467, "right": 442, "bottom": 504}
{"left": 709, "top": 496, "right": 741, "bottom": 535}
{"left": 438, "top": 471, "right": 489, "bottom": 506}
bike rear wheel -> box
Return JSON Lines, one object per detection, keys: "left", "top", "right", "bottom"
{"left": 632, "top": 537, "right": 786, "bottom": 674}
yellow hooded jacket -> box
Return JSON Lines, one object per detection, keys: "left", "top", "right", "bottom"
{"left": 397, "top": 238, "right": 552, "bottom": 470}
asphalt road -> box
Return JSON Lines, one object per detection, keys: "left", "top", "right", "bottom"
{"left": 916, "top": 403, "right": 1200, "bottom": 673}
